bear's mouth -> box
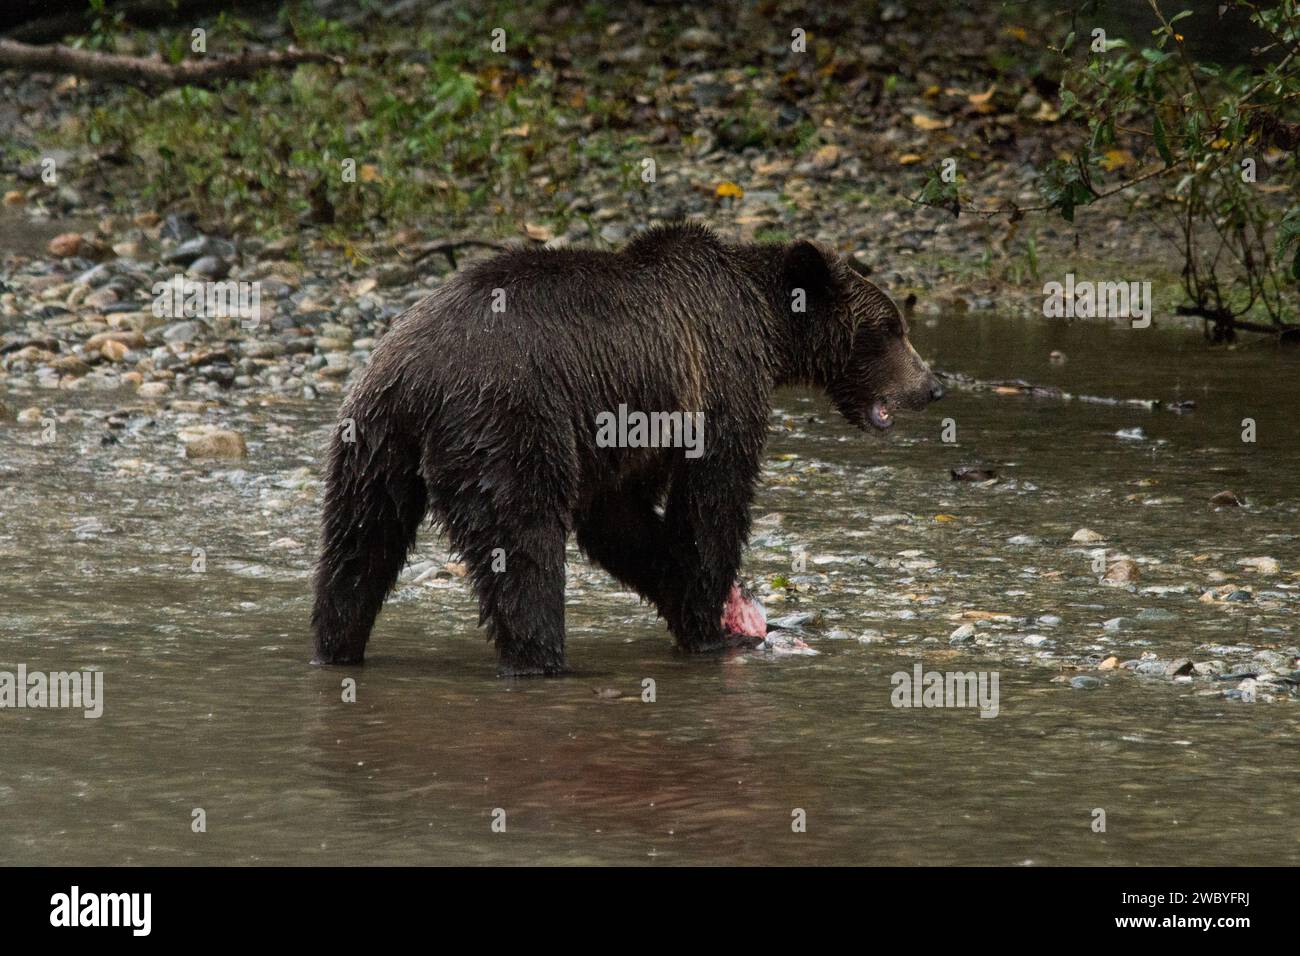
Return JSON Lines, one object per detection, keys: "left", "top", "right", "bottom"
{"left": 867, "top": 399, "right": 893, "bottom": 431}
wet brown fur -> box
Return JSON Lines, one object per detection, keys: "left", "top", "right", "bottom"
{"left": 311, "top": 222, "right": 941, "bottom": 675}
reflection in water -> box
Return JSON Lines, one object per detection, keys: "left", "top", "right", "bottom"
{"left": 1, "top": 314, "right": 1297, "bottom": 864}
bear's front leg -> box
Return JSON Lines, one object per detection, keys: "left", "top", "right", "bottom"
{"left": 663, "top": 455, "right": 764, "bottom": 653}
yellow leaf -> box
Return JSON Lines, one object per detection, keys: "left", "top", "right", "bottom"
{"left": 923, "top": 84, "right": 941, "bottom": 98}
{"left": 967, "top": 86, "right": 997, "bottom": 114}
{"left": 934, "top": 514, "right": 958, "bottom": 523}
{"left": 897, "top": 153, "right": 924, "bottom": 165}
{"left": 715, "top": 181, "right": 744, "bottom": 199}
{"left": 359, "top": 164, "right": 381, "bottom": 183}
{"left": 1100, "top": 149, "right": 1133, "bottom": 171}
{"left": 1005, "top": 26, "right": 1029, "bottom": 42}
{"left": 504, "top": 123, "right": 530, "bottom": 138}
{"left": 911, "top": 113, "right": 952, "bottom": 131}
{"left": 1209, "top": 137, "right": 1231, "bottom": 150}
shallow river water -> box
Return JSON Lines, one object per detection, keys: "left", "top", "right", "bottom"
{"left": 2, "top": 313, "right": 1297, "bottom": 865}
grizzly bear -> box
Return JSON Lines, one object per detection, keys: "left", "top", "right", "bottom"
{"left": 311, "top": 223, "right": 943, "bottom": 675}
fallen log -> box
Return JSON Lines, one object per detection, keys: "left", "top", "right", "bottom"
{"left": 0, "top": 38, "right": 342, "bottom": 87}
{"left": 934, "top": 369, "right": 1196, "bottom": 413}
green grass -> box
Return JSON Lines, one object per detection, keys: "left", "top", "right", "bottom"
{"left": 58, "top": 2, "right": 660, "bottom": 240}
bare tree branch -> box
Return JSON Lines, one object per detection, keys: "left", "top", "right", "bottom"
{"left": 0, "top": 38, "right": 342, "bottom": 88}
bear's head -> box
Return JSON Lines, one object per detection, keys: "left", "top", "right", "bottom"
{"left": 780, "top": 241, "right": 944, "bottom": 432}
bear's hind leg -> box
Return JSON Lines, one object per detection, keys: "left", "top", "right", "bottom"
{"left": 312, "top": 418, "right": 426, "bottom": 665}
{"left": 434, "top": 409, "right": 577, "bottom": 676}
{"left": 471, "top": 518, "right": 569, "bottom": 677}
{"left": 576, "top": 490, "right": 679, "bottom": 613}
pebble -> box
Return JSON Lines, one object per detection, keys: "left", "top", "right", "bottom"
{"left": 162, "top": 321, "right": 203, "bottom": 344}
{"left": 83, "top": 287, "right": 120, "bottom": 310}
{"left": 85, "top": 330, "right": 145, "bottom": 350}
{"left": 188, "top": 255, "right": 231, "bottom": 279}
{"left": 1237, "top": 556, "right": 1279, "bottom": 574}
{"left": 1103, "top": 559, "right": 1140, "bottom": 584}
{"left": 1070, "top": 675, "right": 1102, "bottom": 690}
{"left": 949, "top": 623, "right": 976, "bottom": 644}
{"left": 47, "top": 232, "right": 84, "bottom": 257}
{"left": 182, "top": 429, "right": 247, "bottom": 459}
{"left": 163, "top": 236, "right": 236, "bottom": 266}
{"left": 160, "top": 214, "right": 198, "bottom": 242}
{"left": 1071, "top": 528, "right": 1104, "bottom": 543}
{"left": 1135, "top": 607, "right": 1177, "bottom": 623}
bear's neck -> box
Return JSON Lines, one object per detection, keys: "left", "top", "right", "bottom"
{"left": 734, "top": 242, "right": 852, "bottom": 389}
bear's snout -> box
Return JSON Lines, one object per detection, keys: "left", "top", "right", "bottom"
{"left": 892, "top": 340, "right": 943, "bottom": 410}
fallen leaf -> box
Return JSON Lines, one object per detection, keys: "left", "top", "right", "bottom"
{"left": 967, "top": 86, "right": 997, "bottom": 113}
{"left": 1033, "top": 101, "right": 1061, "bottom": 123}
{"left": 715, "top": 181, "right": 744, "bottom": 199}
{"left": 911, "top": 113, "right": 952, "bottom": 131}
{"left": 1100, "top": 149, "right": 1134, "bottom": 171}
{"left": 961, "top": 610, "right": 1013, "bottom": 621}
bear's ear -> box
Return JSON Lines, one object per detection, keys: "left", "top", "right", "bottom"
{"left": 782, "top": 241, "right": 833, "bottom": 293}
{"left": 781, "top": 241, "right": 836, "bottom": 316}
